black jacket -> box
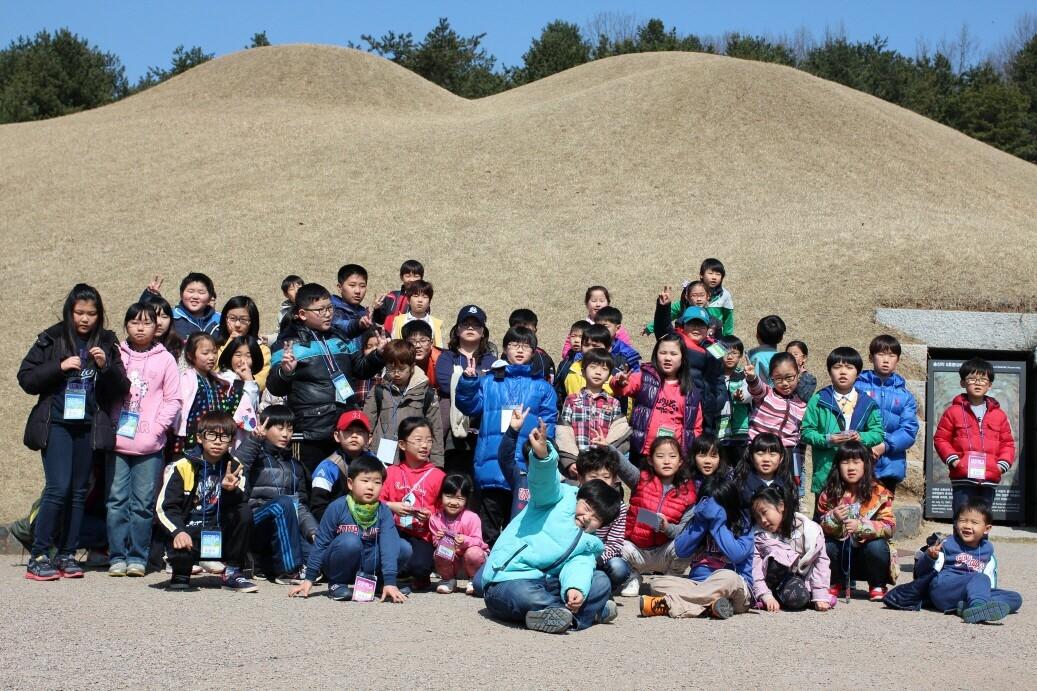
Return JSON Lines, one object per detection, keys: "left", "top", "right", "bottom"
{"left": 266, "top": 322, "right": 384, "bottom": 440}
{"left": 236, "top": 436, "right": 319, "bottom": 537}
{"left": 17, "top": 324, "right": 129, "bottom": 451}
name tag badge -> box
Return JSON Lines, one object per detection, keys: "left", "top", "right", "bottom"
{"left": 967, "top": 452, "right": 988, "bottom": 480}
{"left": 64, "top": 389, "right": 87, "bottom": 421}
{"left": 500, "top": 406, "right": 517, "bottom": 434}
{"left": 657, "top": 426, "right": 675, "bottom": 438}
{"left": 399, "top": 515, "right": 414, "bottom": 529}
{"left": 376, "top": 438, "right": 398, "bottom": 466}
{"left": 116, "top": 410, "right": 140, "bottom": 439}
{"left": 706, "top": 341, "right": 728, "bottom": 359}
{"left": 435, "top": 540, "right": 457, "bottom": 561}
{"left": 352, "top": 573, "right": 377, "bottom": 602}
{"left": 331, "top": 374, "right": 354, "bottom": 404}
{"left": 636, "top": 507, "right": 662, "bottom": 530}
{"left": 200, "top": 530, "right": 222, "bottom": 559}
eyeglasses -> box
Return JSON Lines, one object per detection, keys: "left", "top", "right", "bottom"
{"left": 773, "top": 374, "right": 798, "bottom": 384}
{"left": 302, "top": 305, "right": 333, "bottom": 317}
{"left": 965, "top": 376, "right": 990, "bottom": 385}
{"left": 227, "top": 316, "right": 252, "bottom": 325}
{"left": 407, "top": 338, "right": 431, "bottom": 347}
{"left": 506, "top": 343, "right": 533, "bottom": 352}
{"left": 201, "top": 431, "right": 233, "bottom": 442}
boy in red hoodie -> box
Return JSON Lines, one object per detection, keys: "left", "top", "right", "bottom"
{"left": 933, "top": 358, "right": 1016, "bottom": 517}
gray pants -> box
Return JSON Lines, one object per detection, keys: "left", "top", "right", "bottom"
{"left": 621, "top": 540, "right": 690, "bottom": 576}
{"left": 649, "top": 571, "right": 751, "bottom": 618}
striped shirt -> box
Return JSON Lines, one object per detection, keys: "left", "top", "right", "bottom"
{"left": 596, "top": 500, "right": 628, "bottom": 562}
{"left": 746, "top": 375, "right": 807, "bottom": 447}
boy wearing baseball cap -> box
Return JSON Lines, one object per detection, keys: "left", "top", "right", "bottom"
{"left": 310, "top": 411, "right": 378, "bottom": 522}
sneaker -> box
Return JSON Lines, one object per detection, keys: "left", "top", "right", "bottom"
{"left": 465, "top": 582, "right": 475, "bottom": 596}
{"left": 868, "top": 587, "right": 886, "bottom": 602}
{"left": 126, "top": 563, "right": 146, "bottom": 578}
{"left": 55, "top": 554, "right": 84, "bottom": 579}
{"left": 709, "top": 598, "right": 735, "bottom": 620}
{"left": 84, "top": 549, "right": 110, "bottom": 568}
{"left": 962, "top": 600, "right": 1012, "bottom": 624}
{"left": 25, "top": 555, "right": 60, "bottom": 581}
{"left": 167, "top": 574, "right": 193, "bottom": 590}
{"left": 619, "top": 575, "right": 641, "bottom": 598}
{"left": 221, "top": 570, "right": 259, "bottom": 593}
{"left": 597, "top": 599, "right": 618, "bottom": 624}
{"left": 639, "top": 595, "right": 669, "bottom": 618}
{"left": 273, "top": 571, "right": 302, "bottom": 586}
{"left": 436, "top": 578, "right": 457, "bottom": 594}
{"left": 525, "top": 607, "right": 574, "bottom": 634}
{"left": 828, "top": 585, "right": 846, "bottom": 599}
{"left": 199, "top": 561, "right": 225, "bottom": 574}
{"left": 328, "top": 584, "right": 353, "bottom": 601}
{"left": 108, "top": 561, "right": 128, "bottom": 577}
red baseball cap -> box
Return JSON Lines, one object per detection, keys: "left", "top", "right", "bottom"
{"left": 335, "top": 410, "right": 371, "bottom": 433}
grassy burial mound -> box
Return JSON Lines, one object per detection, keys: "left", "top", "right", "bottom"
{"left": 1, "top": 45, "right": 1035, "bottom": 518}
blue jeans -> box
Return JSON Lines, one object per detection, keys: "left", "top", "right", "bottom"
{"left": 33, "top": 423, "right": 93, "bottom": 557}
{"left": 599, "top": 556, "right": 631, "bottom": 592}
{"left": 952, "top": 484, "right": 996, "bottom": 518}
{"left": 484, "top": 571, "right": 612, "bottom": 631}
{"left": 397, "top": 533, "right": 434, "bottom": 580}
{"left": 106, "top": 452, "right": 163, "bottom": 566}
{"left": 322, "top": 532, "right": 380, "bottom": 586}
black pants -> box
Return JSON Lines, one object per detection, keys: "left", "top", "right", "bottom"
{"left": 877, "top": 477, "right": 898, "bottom": 497}
{"left": 477, "top": 488, "right": 513, "bottom": 547}
{"left": 765, "top": 560, "right": 811, "bottom": 610}
{"left": 825, "top": 538, "right": 890, "bottom": 590}
{"left": 167, "top": 497, "right": 251, "bottom": 577}
{"left": 295, "top": 439, "right": 338, "bottom": 478}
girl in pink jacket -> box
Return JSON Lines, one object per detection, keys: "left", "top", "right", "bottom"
{"left": 750, "top": 485, "right": 834, "bottom": 612}
{"left": 429, "top": 473, "right": 489, "bottom": 595}
{"left": 106, "top": 302, "right": 182, "bottom": 576}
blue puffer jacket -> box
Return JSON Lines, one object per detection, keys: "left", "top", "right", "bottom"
{"left": 855, "top": 370, "right": 919, "bottom": 481}
{"left": 454, "top": 364, "right": 557, "bottom": 491}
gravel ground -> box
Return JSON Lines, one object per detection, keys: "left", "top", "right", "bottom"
{"left": 2, "top": 543, "right": 1034, "bottom": 690}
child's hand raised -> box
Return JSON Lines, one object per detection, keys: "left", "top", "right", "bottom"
{"left": 611, "top": 371, "right": 629, "bottom": 391}
{"left": 926, "top": 537, "right": 944, "bottom": 560}
{"left": 463, "top": 356, "right": 478, "bottom": 378}
{"left": 509, "top": 405, "right": 529, "bottom": 432}
{"left": 252, "top": 418, "right": 269, "bottom": 440}
{"left": 742, "top": 356, "right": 755, "bottom": 379}
{"left": 280, "top": 340, "right": 297, "bottom": 374}
{"left": 222, "top": 459, "right": 243, "bottom": 491}
{"left": 658, "top": 285, "right": 673, "bottom": 306}
{"left": 372, "top": 293, "right": 387, "bottom": 309}
{"left": 146, "top": 275, "right": 164, "bottom": 294}
{"left": 529, "top": 418, "right": 549, "bottom": 459}
{"left": 233, "top": 357, "right": 254, "bottom": 381}
{"left": 359, "top": 314, "right": 372, "bottom": 330}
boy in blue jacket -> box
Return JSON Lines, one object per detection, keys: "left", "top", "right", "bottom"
{"left": 329, "top": 264, "right": 373, "bottom": 351}
{"left": 885, "top": 497, "right": 1021, "bottom": 623}
{"left": 288, "top": 455, "right": 408, "bottom": 603}
{"left": 455, "top": 326, "right": 558, "bottom": 546}
{"left": 595, "top": 307, "right": 641, "bottom": 373}
{"left": 855, "top": 335, "right": 919, "bottom": 496}
{"left": 480, "top": 420, "right": 622, "bottom": 633}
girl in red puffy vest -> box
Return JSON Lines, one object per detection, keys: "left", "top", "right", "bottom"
{"left": 614, "top": 436, "right": 698, "bottom": 597}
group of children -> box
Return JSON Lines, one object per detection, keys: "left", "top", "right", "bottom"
{"left": 16, "top": 258, "right": 1022, "bottom": 631}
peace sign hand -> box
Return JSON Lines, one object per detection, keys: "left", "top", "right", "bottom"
{"left": 280, "top": 340, "right": 297, "bottom": 374}
{"left": 509, "top": 405, "right": 530, "bottom": 432}
{"left": 529, "top": 417, "right": 549, "bottom": 459}
{"left": 252, "top": 418, "right": 269, "bottom": 440}
{"left": 463, "top": 356, "right": 478, "bottom": 378}
{"left": 658, "top": 285, "right": 672, "bottom": 306}
{"left": 222, "top": 459, "right": 243, "bottom": 491}
{"left": 146, "top": 275, "right": 164, "bottom": 294}
{"left": 742, "top": 356, "right": 756, "bottom": 379}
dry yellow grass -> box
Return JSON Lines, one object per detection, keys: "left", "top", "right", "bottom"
{"left": 1, "top": 45, "right": 1035, "bottom": 519}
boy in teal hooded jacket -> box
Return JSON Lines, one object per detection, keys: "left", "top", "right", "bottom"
{"left": 481, "top": 420, "right": 622, "bottom": 633}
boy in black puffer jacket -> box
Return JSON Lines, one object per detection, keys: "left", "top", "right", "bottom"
{"left": 237, "top": 405, "right": 319, "bottom": 584}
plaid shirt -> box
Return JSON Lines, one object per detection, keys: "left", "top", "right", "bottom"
{"left": 561, "top": 389, "right": 623, "bottom": 450}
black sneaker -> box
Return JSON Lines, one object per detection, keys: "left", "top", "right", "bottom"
{"left": 525, "top": 607, "right": 574, "bottom": 634}
{"left": 54, "top": 554, "right": 84, "bottom": 579}
{"left": 167, "top": 574, "right": 194, "bottom": 591}
{"left": 222, "top": 570, "right": 259, "bottom": 593}
{"left": 25, "top": 555, "right": 60, "bottom": 581}
{"left": 328, "top": 584, "right": 353, "bottom": 601}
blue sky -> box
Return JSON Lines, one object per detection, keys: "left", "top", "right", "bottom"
{"left": 1, "top": 1, "right": 1033, "bottom": 81}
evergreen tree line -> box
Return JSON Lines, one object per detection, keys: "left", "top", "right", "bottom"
{"left": 1, "top": 17, "right": 1034, "bottom": 163}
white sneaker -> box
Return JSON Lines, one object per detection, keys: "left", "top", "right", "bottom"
{"left": 619, "top": 575, "right": 641, "bottom": 598}
{"left": 436, "top": 578, "right": 457, "bottom": 594}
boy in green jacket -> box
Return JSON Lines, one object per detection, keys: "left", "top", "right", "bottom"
{"left": 800, "top": 347, "right": 884, "bottom": 513}
{"left": 480, "top": 419, "right": 622, "bottom": 633}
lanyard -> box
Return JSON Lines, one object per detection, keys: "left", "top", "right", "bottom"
{"left": 199, "top": 460, "right": 222, "bottom": 530}
{"left": 381, "top": 389, "right": 405, "bottom": 437}
{"left": 960, "top": 400, "right": 985, "bottom": 453}
{"left": 402, "top": 467, "right": 435, "bottom": 496}
{"left": 309, "top": 329, "right": 341, "bottom": 376}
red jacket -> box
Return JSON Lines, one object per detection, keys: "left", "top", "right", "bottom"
{"left": 933, "top": 394, "right": 1015, "bottom": 485}
{"left": 625, "top": 470, "right": 697, "bottom": 548}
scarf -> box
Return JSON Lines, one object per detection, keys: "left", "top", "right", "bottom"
{"left": 347, "top": 495, "right": 379, "bottom": 530}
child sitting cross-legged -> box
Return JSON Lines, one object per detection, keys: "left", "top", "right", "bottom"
{"left": 429, "top": 473, "right": 489, "bottom": 595}
{"left": 288, "top": 455, "right": 408, "bottom": 602}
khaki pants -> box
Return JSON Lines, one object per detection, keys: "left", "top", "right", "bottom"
{"left": 621, "top": 540, "right": 690, "bottom": 576}
{"left": 649, "top": 570, "right": 750, "bottom": 618}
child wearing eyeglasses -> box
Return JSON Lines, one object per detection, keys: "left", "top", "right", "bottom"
{"left": 742, "top": 352, "right": 808, "bottom": 496}
{"left": 177, "top": 332, "right": 257, "bottom": 453}
{"left": 934, "top": 357, "right": 1016, "bottom": 517}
